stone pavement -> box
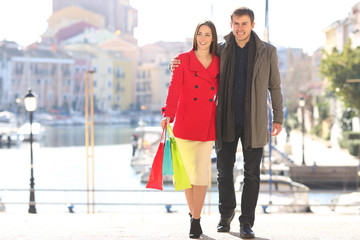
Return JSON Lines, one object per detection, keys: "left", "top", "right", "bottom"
{"left": 0, "top": 211, "right": 359, "bottom": 240}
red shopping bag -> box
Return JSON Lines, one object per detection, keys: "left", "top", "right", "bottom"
{"left": 146, "top": 127, "right": 165, "bottom": 190}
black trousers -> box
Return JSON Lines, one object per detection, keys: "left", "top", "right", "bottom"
{"left": 216, "top": 126, "right": 263, "bottom": 227}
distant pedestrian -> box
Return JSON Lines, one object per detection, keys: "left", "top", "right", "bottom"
{"left": 286, "top": 124, "right": 291, "bottom": 142}
{"left": 131, "top": 133, "right": 138, "bottom": 156}
{"left": 7, "top": 135, "right": 11, "bottom": 148}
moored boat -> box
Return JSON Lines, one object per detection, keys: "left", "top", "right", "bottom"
{"left": 235, "top": 174, "right": 311, "bottom": 213}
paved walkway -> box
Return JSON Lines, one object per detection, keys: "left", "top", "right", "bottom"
{"left": 275, "top": 129, "right": 359, "bottom": 166}
{"left": 0, "top": 211, "right": 359, "bottom": 240}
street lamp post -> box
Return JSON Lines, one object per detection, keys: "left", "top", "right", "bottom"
{"left": 299, "top": 97, "right": 306, "bottom": 166}
{"left": 24, "top": 89, "right": 38, "bottom": 214}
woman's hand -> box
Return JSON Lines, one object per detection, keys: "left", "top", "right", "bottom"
{"left": 170, "top": 58, "right": 181, "bottom": 72}
{"left": 160, "top": 117, "right": 170, "bottom": 129}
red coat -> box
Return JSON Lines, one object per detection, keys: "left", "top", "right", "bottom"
{"left": 162, "top": 49, "right": 220, "bottom": 141}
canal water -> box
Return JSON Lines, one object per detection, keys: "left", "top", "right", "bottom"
{"left": 0, "top": 124, "right": 341, "bottom": 214}
{"left": 37, "top": 124, "right": 137, "bottom": 147}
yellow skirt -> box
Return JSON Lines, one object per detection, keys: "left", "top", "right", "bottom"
{"left": 175, "top": 137, "right": 214, "bottom": 186}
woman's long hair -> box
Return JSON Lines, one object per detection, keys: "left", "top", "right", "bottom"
{"left": 192, "top": 20, "right": 218, "bottom": 56}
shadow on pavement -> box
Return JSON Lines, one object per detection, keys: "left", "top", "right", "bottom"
{"left": 228, "top": 231, "right": 270, "bottom": 240}
{"left": 201, "top": 234, "right": 216, "bottom": 239}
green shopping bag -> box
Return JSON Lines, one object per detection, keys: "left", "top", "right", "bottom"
{"left": 162, "top": 127, "right": 174, "bottom": 175}
{"left": 167, "top": 124, "right": 192, "bottom": 191}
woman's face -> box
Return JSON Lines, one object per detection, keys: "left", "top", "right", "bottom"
{"left": 196, "top": 25, "right": 213, "bottom": 51}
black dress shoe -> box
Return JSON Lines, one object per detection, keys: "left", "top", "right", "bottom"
{"left": 240, "top": 224, "right": 255, "bottom": 239}
{"left": 217, "top": 211, "right": 235, "bottom": 232}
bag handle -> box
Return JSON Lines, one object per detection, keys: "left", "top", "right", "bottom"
{"left": 167, "top": 124, "right": 175, "bottom": 138}
{"left": 159, "top": 124, "right": 166, "bottom": 143}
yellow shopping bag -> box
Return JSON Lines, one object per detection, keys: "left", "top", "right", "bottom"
{"left": 167, "top": 124, "right": 192, "bottom": 191}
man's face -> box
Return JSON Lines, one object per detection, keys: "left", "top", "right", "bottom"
{"left": 231, "top": 14, "right": 255, "bottom": 46}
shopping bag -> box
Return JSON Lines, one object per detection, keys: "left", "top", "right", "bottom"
{"left": 162, "top": 128, "right": 174, "bottom": 175}
{"left": 146, "top": 127, "right": 165, "bottom": 190}
{"left": 167, "top": 124, "right": 192, "bottom": 191}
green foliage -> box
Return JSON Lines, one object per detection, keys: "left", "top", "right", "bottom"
{"left": 339, "top": 131, "right": 360, "bottom": 157}
{"left": 311, "top": 122, "right": 322, "bottom": 137}
{"left": 310, "top": 96, "right": 330, "bottom": 140}
{"left": 341, "top": 108, "right": 355, "bottom": 131}
{"left": 348, "top": 141, "right": 360, "bottom": 157}
{"left": 320, "top": 40, "right": 360, "bottom": 112}
{"left": 317, "top": 96, "right": 330, "bottom": 120}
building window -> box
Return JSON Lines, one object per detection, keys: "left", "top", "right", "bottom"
{"left": 116, "top": 67, "right": 124, "bottom": 78}
{"left": 52, "top": 65, "right": 56, "bottom": 75}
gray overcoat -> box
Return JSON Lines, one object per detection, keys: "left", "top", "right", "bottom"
{"left": 216, "top": 31, "right": 284, "bottom": 150}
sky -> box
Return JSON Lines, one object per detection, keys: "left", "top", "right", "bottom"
{"left": 0, "top": 0, "right": 359, "bottom": 54}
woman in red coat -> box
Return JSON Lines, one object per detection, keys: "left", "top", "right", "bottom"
{"left": 160, "top": 20, "right": 219, "bottom": 239}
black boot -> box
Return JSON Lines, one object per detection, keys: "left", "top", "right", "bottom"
{"left": 189, "top": 213, "right": 202, "bottom": 234}
{"left": 189, "top": 218, "right": 202, "bottom": 239}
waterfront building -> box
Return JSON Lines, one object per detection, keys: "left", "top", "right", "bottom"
{"left": 10, "top": 43, "right": 74, "bottom": 112}
{"left": 112, "top": 57, "right": 132, "bottom": 111}
{"left": 323, "top": 2, "right": 360, "bottom": 52}
{"left": 136, "top": 41, "right": 191, "bottom": 112}
{"left": 43, "top": 1, "right": 138, "bottom": 112}
{"left": 52, "top": 0, "right": 138, "bottom": 39}
{"left": 64, "top": 43, "right": 133, "bottom": 112}
{"left": 0, "top": 41, "right": 23, "bottom": 109}
{"left": 350, "top": 2, "right": 360, "bottom": 47}
{"left": 42, "top": 6, "right": 106, "bottom": 46}
{"left": 98, "top": 38, "right": 138, "bottom": 111}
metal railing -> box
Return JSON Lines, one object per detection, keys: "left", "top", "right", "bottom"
{"left": 1, "top": 188, "right": 359, "bottom": 209}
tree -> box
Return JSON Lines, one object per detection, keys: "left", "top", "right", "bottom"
{"left": 320, "top": 40, "right": 360, "bottom": 113}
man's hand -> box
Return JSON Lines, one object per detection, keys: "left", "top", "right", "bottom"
{"left": 271, "top": 122, "right": 282, "bottom": 136}
{"left": 160, "top": 117, "right": 170, "bottom": 129}
{"left": 170, "top": 58, "right": 181, "bottom": 72}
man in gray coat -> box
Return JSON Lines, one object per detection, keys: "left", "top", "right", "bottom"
{"left": 215, "top": 7, "right": 283, "bottom": 239}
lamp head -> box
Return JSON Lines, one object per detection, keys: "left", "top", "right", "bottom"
{"left": 298, "top": 97, "right": 305, "bottom": 107}
{"left": 24, "top": 89, "right": 38, "bottom": 112}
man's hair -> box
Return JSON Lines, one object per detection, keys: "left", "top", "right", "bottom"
{"left": 192, "top": 20, "right": 218, "bottom": 55}
{"left": 231, "top": 7, "right": 255, "bottom": 23}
